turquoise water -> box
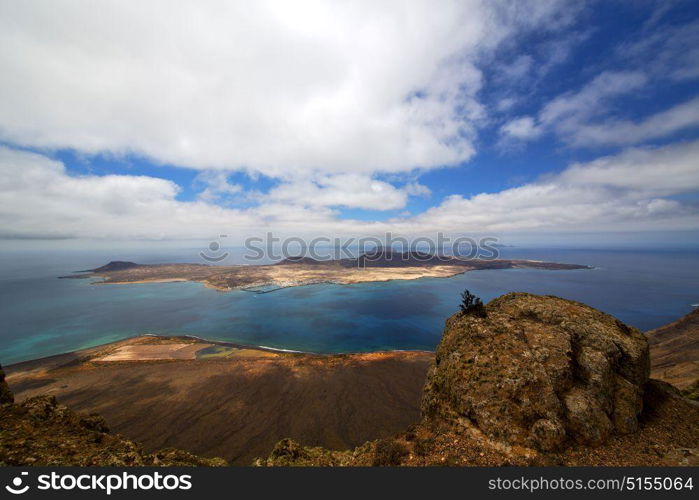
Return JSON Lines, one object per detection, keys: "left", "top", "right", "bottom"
{"left": 1, "top": 248, "right": 697, "bottom": 365}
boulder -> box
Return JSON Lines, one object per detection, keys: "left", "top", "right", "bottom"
{"left": 421, "top": 293, "right": 650, "bottom": 451}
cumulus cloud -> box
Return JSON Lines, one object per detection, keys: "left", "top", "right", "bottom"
{"left": 500, "top": 71, "right": 648, "bottom": 143}
{"left": 1, "top": 142, "right": 697, "bottom": 241}
{"left": 264, "top": 174, "right": 411, "bottom": 210}
{"left": 500, "top": 116, "right": 541, "bottom": 140}
{"left": 500, "top": 69, "right": 699, "bottom": 148}
{"left": 0, "top": 0, "right": 572, "bottom": 178}
{"left": 0, "top": 147, "right": 255, "bottom": 239}
{"left": 499, "top": 16, "right": 699, "bottom": 149}
{"left": 401, "top": 140, "right": 699, "bottom": 233}
{"left": 540, "top": 71, "right": 648, "bottom": 125}
{"left": 617, "top": 18, "right": 699, "bottom": 82}
{"left": 1, "top": 2, "right": 697, "bottom": 243}
{"left": 194, "top": 171, "right": 242, "bottom": 203}
{"left": 566, "top": 96, "right": 699, "bottom": 147}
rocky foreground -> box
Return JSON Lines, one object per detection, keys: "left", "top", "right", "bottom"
{"left": 258, "top": 294, "right": 699, "bottom": 466}
{"left": 5, "top": 338, "right": 432, "bottom": 465}
{"left": 0, "top": 365, "right": 225, "bottom": 466}
{"left": 2, "top": 293, "right": 697, "bottom": 466}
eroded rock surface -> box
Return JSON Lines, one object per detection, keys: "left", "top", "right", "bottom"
{"left": 421, "top": 293, "right": 650, "bottom": 451}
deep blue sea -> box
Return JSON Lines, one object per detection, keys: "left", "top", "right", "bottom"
{"left": 1, "top": 247, "right": 697, "bottom": 365}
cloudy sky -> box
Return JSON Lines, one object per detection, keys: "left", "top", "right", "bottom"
{"left": 0, "top": 0, "right": 698, "bottom": 246}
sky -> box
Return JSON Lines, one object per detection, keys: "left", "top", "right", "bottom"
{"left": 0, "top": 0, "right": 698, "bottom": 248}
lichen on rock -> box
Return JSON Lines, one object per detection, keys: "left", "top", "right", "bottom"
{"left": 421, "top": 293, "right": 650, "bottom": 451}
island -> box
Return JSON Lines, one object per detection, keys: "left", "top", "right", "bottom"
{"left": 60, "top": 250, "right": 591, "bottom": 292}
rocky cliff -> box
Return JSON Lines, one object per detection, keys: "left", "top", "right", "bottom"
{"left": 258, "top": 293, "right": 699, "bottom": 466}
{"left": 0, "top": 364, "right": 226, "bottom": 466}
{"left": 422, "top": 293, "right": 649, "bottom": 450}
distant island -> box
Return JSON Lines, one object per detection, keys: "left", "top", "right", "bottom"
{"left": 60, "top": 250, "right": 591, "bottom": 292}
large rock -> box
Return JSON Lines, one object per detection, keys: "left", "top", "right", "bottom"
{"left": 0, "top": 364, "right": 13, "bottom": 405}
{"left": 421, "top": 293, "right": 650, "bottom": 451}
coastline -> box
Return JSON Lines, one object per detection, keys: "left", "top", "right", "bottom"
{"left": 66, "top": 256, "right": 591, "bottom": 293}
{"left": 5, "top": 333, "right": 436, "bottom": 371}
{"left": 5, "top": 335, "right": 434, "bottom": 464}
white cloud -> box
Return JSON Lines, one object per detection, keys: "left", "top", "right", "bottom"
{"left": 499, "top": 16, "right": 699, "bottom": 149}
{"left": 1, "top": 2, "right": 697, "bottom": 243}
{"left": 567, "top": 96, "right": 699, "bottom": 147}
{"left": 0, "top": 147, "right": 256, "bottom": 239}
{"left": 496, "top": 97, "right": 517, "bottom": 112}
{"left": 499, "top": 70, "right": 699, "bottom": 148}
{"left": 0, "top": 0, "right": 572, "bottom": 179}
{"left": 194, "top": 171, "right": 242, "bottom": 203}
{"left": 617, "top": 18, "right": 699, "bottom": 82}
{"left": 539, "top": 70, "right": 648, "bottom": 125}
{"left": 264, "top": 174, "right": 410, "bottom": 210}
{"left": 404, "top": 181, "right": 431, "bottom": 198}
{"left": 500, "top": 116, "right": 541, "bottom": 140}
{"left": 401, "top": 140, "right": 699, "bottom": 233}
{"left": 1, "top": 142, "right": 697, "bottom": 242}
{"left": 500, "top": 70, "right": 649, "bottom": 143}
{"left": 557, "top": 140, "right": 699, "bottom": 195}
{"left": 495, "top": 54, "right": 533, "bottom": 82}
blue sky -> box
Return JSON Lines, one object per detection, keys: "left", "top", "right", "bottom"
{"left": 0, "top": 0, "right": 698, "bottom": 245}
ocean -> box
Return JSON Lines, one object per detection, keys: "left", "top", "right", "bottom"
{"left": 0, "top": 247, "right": 697, "bottom": 365}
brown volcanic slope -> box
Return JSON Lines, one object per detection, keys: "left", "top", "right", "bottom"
{"left": 0, "top": 364, "right": 226, "bottom": 466}
{"left": 4, "top": 296, "right": 699, "bottom": 467}
{"left": 6, "top": 336, "right": 432, "bottom": 465}
{"left": 258, "top": 294, "right": 699, "bottom": 467}
{"left": 647, "top": 307, "right": 699, "bottom": 391}
{"left": 60, "top": 251, "right": 589, "bottom": 292}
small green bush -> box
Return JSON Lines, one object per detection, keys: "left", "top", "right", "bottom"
{"left": 459, "top": 289, "right": 487, "bottom": 317}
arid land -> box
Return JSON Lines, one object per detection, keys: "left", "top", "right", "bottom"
{"left": 648, "top": 307, "right": 699, "bottom": 391}
{"left": 5, "top": 336, "right": 433, "bottom": 465}
{"left": 59, "top": 252, "right": 590, "bottom": 292}
{"left": 5, "top": 302, "right": 698, "bottom": 466}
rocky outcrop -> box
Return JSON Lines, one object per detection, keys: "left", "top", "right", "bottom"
{"left": 422, "top": 293, "right": 650, "bottom": 451}
{"left": 259, "top": 293, "right": 699, "bottom": 466}
{"left": 0, "top": 371, "right": 226, "bottom": 466}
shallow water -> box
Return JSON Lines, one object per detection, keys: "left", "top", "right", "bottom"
{"left": 0, "top": 248, "right": 697, "bottom": 364}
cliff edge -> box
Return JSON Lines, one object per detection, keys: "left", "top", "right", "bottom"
{"left": 422, "top": 293, "right": 649, "bottom": 450}
{"left": 258, "top": 293, "right": 699, "bottom": 466}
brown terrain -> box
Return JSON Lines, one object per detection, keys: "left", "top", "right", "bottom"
{"left": 257, "top": 294, "right": 699, "bottom": 466}
{"left": 647, "top": 307, "right": 699, "bottom": 395}
{"left": 59, "top": 251, "right": 590, "bottom": 292}
{"left": 2, "top": 293, "right": 697, "bottom": 467}
{"left": 0, "top": 364, "right": 225, "bottom": 466}
{"left": 5, "top": 336, "right": 432, "bottom": 465}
